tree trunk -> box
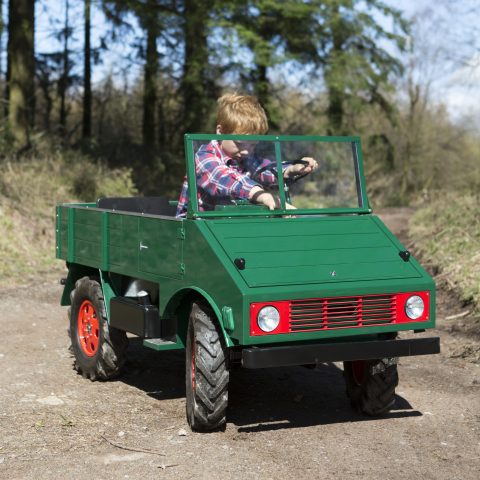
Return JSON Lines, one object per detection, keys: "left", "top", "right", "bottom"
{"left": 326, "top": 85, "right": 344, "bottom": 134}
{"left": 0, "top": 0, "right": 4, "bottom": 116}
{"left": 82, "top": 0, "right": 92, "bottom": 141}
{"left": 4, "top": 0, "right": 9, "bottom": 118}
{"left": 181, "top": 0, "right": 211, "bottom": 134}
{"left": 252, "top": 62, "right": 278, "bottom": 130}
{"left": 326, "top": 4, "right": 345, "bottom": 135}
{"left": 142, "top": 4, "right": 158, "bottom": 152}
{"left": 253, "top": 63, "right": 268, "bottom": 109}
{"left": 7, "top": 0, "right": 35, "bottom": 149}
{"left": 37, "top": 67, "right": 52, "bottom": 132}
{"left": 59, "top": 0, "right": 69, "bottom": 136}
{"left": 45, "top": 90, "right": 52, "bottom": 132}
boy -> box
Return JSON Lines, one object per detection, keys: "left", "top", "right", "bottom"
{"left": 176, "top": 93, "right": 317, "bottom": 217}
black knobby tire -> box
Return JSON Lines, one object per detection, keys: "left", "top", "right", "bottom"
{"left": 186, "top": 303, "right": 229, "bottom": 431}
{"left": 69, "top": 276, "right": 128, "bottom": 380}
{"left": 343, "top": 359, "right": 399, "bottom": 416}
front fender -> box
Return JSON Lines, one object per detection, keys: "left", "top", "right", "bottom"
{"left": 164, "top": 286, "right": 235, "bottom": 348}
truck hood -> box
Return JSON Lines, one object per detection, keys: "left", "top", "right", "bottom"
{"left": 205, "top": 215, "right": 422, "bottom": 288}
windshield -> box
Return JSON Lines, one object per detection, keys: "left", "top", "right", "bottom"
{"left": 184, "top": 135, "right": 368, "bottom": 217}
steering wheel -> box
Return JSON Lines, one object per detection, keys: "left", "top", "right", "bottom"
{"left": 286, "top": 159, "right": 312, "bottom": 183}
{"left": 252, "top": 159, "right": 311, "bottom": 187}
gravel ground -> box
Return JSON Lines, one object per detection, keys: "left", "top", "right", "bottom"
{"left": 0, "top": 210, "right": 479, "bottom": 479}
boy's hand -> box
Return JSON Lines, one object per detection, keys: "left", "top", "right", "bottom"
{"left": 249, "top": 186, "right": 280, "bottom": 210}
{"left": 249, "top": 187, "right": 299, "bottom": 211}
{"left": 284, "top": 157, "right": 318, "bottom": 178}
{"left": 283, "top": 201, "right": 297, "bottom": 218}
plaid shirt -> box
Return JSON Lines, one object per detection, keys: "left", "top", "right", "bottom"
{"left": 176, "top": 140, "right": 277, "bottom": 217}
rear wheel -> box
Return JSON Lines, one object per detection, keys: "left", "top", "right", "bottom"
{"left": 186, "top": 303, "right": 229, "bottom": 431}
{"left": 343, "top": 358, "right": 398, "bottom": 416}
{"left": 69, "top": 276, "right": 128, "bottom": 380}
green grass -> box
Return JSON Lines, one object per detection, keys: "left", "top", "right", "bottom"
{"left": 0, "top": 153, "right": 137, "bottom": 287}
{"left": 410, "top": 193, "right": 480, "bottom": 313}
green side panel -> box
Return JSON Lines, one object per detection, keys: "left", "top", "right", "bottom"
{"left": 56, "top": 204, "right": 97, "bottom": 262}
{"left": 138, "top": 217, "right": 183, "bottom": 279}
{"left": 205, "top": 215, "right": 421, "bottom": 288}
{"left": 102, "top": 213, "right": 183, "bottom": 278}
{"left": 58, "top": 206, "right": 69, "bottom": 259}
{"left": 55, "top": 206, "right": 70, "bottom": 260}
{"left": 101, "top": 213, "right": 110, "bottom": 271}
{"left": 55, "top": 206, "right": 61, "bottom": 258}
{"left": 108, "top": 214, "right": 139, "bottom": 270}
{"left": 72, "top": 208, "right": 103, "bottom": 266}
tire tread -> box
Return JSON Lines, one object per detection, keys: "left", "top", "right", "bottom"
{"left": 344, "top": 359, "right": 398, "bottom": 416}
{"left": 186, "top": 303, "right": 229, "bottom": 431}
{"left": 69, "top": 276, "right": 128, "bottom": 381}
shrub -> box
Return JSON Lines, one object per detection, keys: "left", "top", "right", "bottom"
{"left": 0, "top": 151, "right": 137, "bottom": 287}
{"left": 410, "top": 193, "right": 480, "bottom": 313}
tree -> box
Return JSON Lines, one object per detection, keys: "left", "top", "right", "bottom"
{"left": 373, "top": 3, "right": 480, "bottom": 203}
{"left": 141, "top": 0, "right": 160, "bottom": 152}
{"left": 225, "top": 0, "right": 320, "bottom": 129}
{"left": 58, "top": 0, "right": 72, "bottom": 136}
{"left": 224, "top": 1, "right": 407, "bottom": 134}
{"left": 318, "top": 0, "right": 408, "bottom": 134}
{"left": 7, "top": 0, "right": 36, "bottom": 149}
{"left": 36, "top": 53, "right": 57, "bottom": 132}
{"left": 82, "top": 0, "right": 92, "bottom": 141}
{"left": 0, "top": 0, "right": 4, "bottom": 111}
{"left": 180, "top": 0, "right": 216, "bottom": 134}
{"left": 103, "top": 0, "right": 178, "bottom": 152}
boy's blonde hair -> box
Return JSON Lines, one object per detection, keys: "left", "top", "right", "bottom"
{"left": 217, "top": 93, "right": 268, "bottom": 134}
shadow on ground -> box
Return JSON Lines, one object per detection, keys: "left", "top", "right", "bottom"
{"left": 228, "top": 363, "right": 419, "bottom": 432}
{"left": 118, "top": 339, "right": 421, "bottom": 432}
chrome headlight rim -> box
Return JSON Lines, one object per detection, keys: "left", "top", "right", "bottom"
{"left": 257, "top": 305, "right": 280, "bottom": 333}
{"left": 405, "top": 295, "right": 425, "bottom": 320}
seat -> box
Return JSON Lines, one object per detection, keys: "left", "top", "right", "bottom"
{"left": 96, "top": 196, "right": 177, "bottom": 217}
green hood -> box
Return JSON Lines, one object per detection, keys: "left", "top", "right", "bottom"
{"left": 205, "top": 215, "right": 422, "bottom": 288}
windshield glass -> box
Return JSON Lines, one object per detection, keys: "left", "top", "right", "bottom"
{"left": 185, "top": 135, "right": 365, "bottom": 216}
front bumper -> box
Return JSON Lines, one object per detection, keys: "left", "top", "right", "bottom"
{"left": 241, "top": 337, "right": 440, "bottom": 369}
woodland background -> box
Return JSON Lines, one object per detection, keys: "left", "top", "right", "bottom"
{"left": 0, "top": 0, "right": 479, "bottom": 311}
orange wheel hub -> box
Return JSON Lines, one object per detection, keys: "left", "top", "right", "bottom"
{"left": 77, "top": 300, "right": 100, "bottom": 357}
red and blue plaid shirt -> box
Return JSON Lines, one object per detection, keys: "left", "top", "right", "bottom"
{"left": 176, "top": 140, "right": 277, "bottom": 217}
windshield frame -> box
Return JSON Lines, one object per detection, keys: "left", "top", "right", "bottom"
{"left": 184, "top": 133, "right": 371, "bottom": 219}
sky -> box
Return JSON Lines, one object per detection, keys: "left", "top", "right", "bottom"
{"left": 393, "top": 0, "right": 480, "bottom": 124}
{"left": 12, "top": 0, "right": 480, "bottom": 126}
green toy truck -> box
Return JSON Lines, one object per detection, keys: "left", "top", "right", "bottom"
{"left": 56, "top": 134, "right": 439, "bottom": 431}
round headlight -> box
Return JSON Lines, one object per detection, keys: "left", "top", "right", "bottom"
{"left": 405, "top": 295, "right": 424, "bottom": 319}
{"left": 257, "top": 306, "right": 280, "bottom": 332}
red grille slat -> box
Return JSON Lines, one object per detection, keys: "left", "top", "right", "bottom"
{"left": 291, "top": 307, "right": 395, "bottom": 317}
{"left": 289, "top": 294, "right": 396, "bottom": 332}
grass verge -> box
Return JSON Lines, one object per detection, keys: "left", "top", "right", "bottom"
{"left": 0, "top": 153, "right": 137, "bottom": 288}
{"left": 410, "top": 193, "right": 480, "bottom": 313}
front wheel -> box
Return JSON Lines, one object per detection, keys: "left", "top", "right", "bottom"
{"left": 186, "top": 303, "right": 229, "bottom": 431}
{"left": 69, "top": 276, "right": 128, "bottom": 380}
{"left": 343, "top": 358, "right": 399, "bottom": 416}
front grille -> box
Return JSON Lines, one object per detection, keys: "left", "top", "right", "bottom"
{"left": 289, "top": 294, "right": 396, "bottom": 332}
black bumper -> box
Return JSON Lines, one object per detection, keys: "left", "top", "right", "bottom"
{"left": 241, "top": 337, "right": 440, "bottom": 369}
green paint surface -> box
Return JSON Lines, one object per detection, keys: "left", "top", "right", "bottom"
{"left": 56, "top": 135, "right": 436, "bottom": 350}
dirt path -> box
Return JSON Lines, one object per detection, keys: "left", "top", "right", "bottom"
{"left": 0, "top": 210, "right": 479, "bottom": 479}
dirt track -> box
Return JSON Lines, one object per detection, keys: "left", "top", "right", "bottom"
{"left": 0, "top": 210, "right": 479, "bottom": 479}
